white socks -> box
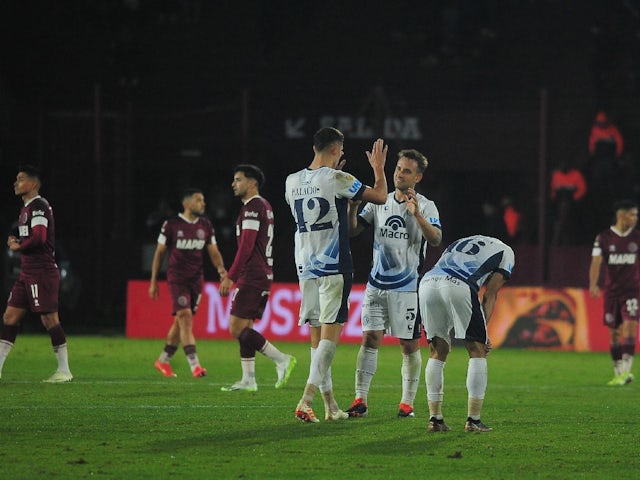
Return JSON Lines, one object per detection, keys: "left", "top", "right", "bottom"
{"left": 308, "top": 339, "right": 336, "bottom": 387}
{"left": 355, "top": 346, "right": 378, "bottom": 401}
{"left": 261, "top": 340, "right": 287, "bottom": 364}
{"left": 0, "top": 340, "right": 14, "bottom": 373}
{"left": 466, "top": 357, "right": 487, "bottom": 399}
{"left": 401, "top": 350, "right": 422, "bottom": 405}
{"left": 53, "top": 343, "right": 71, "bottom": 374}
{"left": 241, "top": 358, "right": 256, "bottom": 384}
{"left": 425, "top": 358, "right": 445, "bottom": 402}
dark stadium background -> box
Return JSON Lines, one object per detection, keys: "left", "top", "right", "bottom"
{"left": 1, "top": 1, "right": 640, "bottom": 329}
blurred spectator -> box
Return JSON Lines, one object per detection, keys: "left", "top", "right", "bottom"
{"left": 589, "top": 111, "right": 624, "bottom": 160}
{"left": 588, "top": 111, "right": 624, "bottom": 191}
{"left": 550, "top": 160, "right": 587, "bottom": 245}
{"left": 588, "top": 111, "right": 624, "bottom": 225}
{"left": 501, "top": 196, "right": 524, "bottom": 244}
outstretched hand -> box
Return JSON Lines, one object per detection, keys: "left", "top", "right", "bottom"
{"left": 365, "top": 138, "right": 388, "bottom": 170}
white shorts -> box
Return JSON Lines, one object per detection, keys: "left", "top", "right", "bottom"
{"left": 298, "top": 274, "right": 352, "bottom": 327}
{"left": 418, "top": 274, "right": 487, "bottom": 346}
{"left": 361, "top": 287, "right": 420, "bottom": 340}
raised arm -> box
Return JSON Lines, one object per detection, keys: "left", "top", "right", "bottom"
{"left": 361, "top": 138, "right": 388, "bottom": 205}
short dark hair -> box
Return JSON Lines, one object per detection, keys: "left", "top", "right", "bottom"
{"left": 398, "top": 149, "right": 428, "bottom": 173}
{"left": 18, "top": 164, "right": 42, "bottom": 182}
{"left": 234, "top": 164, "right": 265, "bottom": 189}
{"left": 180, "top": 188, "right": 203, "bottom": 203}
{"left": 313, "top": 127, "right": 344, "bottom": 152}
{"left": 613, "top": 199, "right": 638, "bottom": 213}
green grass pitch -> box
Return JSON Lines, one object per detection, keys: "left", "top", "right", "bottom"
{"left": 1, "top": 335, "right": 638, "bottom": 479}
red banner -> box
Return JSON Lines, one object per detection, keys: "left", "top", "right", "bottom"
{"left": 126, "top": 281, "right": 611, "bottom": 351}
{"left": 126, "top": 281, "right": 389, "bottom": 344}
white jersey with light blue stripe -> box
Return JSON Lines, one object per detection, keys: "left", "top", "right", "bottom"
{"left": 285, "top": 167, "right": 366, "bottom": 280}
{"left": 426, "top": 235, "right": 515, "bottom": 292}
{"left": 360, "top": 191, "right": 440, "bottom": 291}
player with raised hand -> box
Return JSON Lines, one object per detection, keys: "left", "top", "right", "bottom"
{"left": 285, "top": 127, "right": 388, "bottom": 423}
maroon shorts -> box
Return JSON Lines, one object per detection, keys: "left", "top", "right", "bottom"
{"left": 8, "top": 270, "right": 60, "bottom": 313}
{"left": 603, "top": 294, "right": 639, "bottom": 328}
{"left": 230, "top": 285, "right": 270, "bottom": 320}
{"left": 168, "top": 279, "right": 203, "bottom": 315}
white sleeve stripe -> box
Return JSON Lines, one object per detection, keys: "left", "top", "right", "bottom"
{"left": 31, "top": 216, "right": 48, "bottom": 228}
{"left": 157, "top": 233, "right": 167, "bottom": 245}
{"left": 242, "top": 219, "right": 260, "bottom": 231}
{"left": 210, "top": 235, "right": 217, "bottom": 245}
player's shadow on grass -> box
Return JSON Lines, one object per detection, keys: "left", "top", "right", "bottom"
{"left": 143, "top": 416, "right": 464, "bottom": 456}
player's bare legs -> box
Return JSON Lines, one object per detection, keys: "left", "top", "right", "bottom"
{"left": 155, "top": 318, "right": 180, "bottom": 377}
{"left": 310, "top": 326, "right": 347, "bottom": 420}
{"left": 609, "top": 320, "right": 639, "bottom": 385}
{"left": 425, "top": 336, "right": 449, "bottom": 431}
{"left": 0, "top": 306, "right": 27, "bottom": 379}
{"left": 463, "top": 339, "right": 492, "bottom": 432}
{"left": 222, "top": 315, "right": 293, "bottom": 391}
{"left": 175, "top": 308, "right": 206, "bottom": 377}
{"left": 349, "top": 329, "right": 382, "bottom": 417}
{"left": 297, "top": 323, "right": 344, "bottom": 422}
{"left": 40, "top": 311, "right": 72, "bottom": 381}
{"left": 398, "top": 337, "right": 421, "bottom": 417}
{"left": 0, "top": 307, "right": 71, "bottom": 382}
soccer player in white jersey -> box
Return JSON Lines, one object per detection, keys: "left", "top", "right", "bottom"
{"left": 419, "top": 235, "right": 514, "bottom": 432}
{"left": 346, "top": 149, "right": 441, "bottom": 419}
{"left": 285, "top": 127, "right": 389, "bottom": 423}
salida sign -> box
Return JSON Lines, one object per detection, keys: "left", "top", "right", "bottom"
{"left": 285, "top": 116, "right": 422, "bottom": 140}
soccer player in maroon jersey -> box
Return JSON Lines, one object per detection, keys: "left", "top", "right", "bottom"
{"left": 0, "top": 165, "right": 73, "bottom": 382}
{"left": 589, "top": 199, "right": 640, "bottom": 386}
{"left": 149, "top": 188, "right": 227, "bottom": 378}
{"left": 219, "top": 164, "right": 296, "bottom": 391}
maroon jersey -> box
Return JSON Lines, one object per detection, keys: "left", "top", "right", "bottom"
{"left": 592, "top": 227, "right": 640, "bottom": 297}
{"left": 158, "top": 214, "right": 216, "bottom": 284}
{"left": 17, "top": 195, "right": 58, "bottom": 274}
{"left": 227, "top": 196, "right": 274, "bottom": 290}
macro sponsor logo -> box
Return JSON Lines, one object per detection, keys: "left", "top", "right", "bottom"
{"left": 379, "top": 215, "right": 408, "bottom": 239}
